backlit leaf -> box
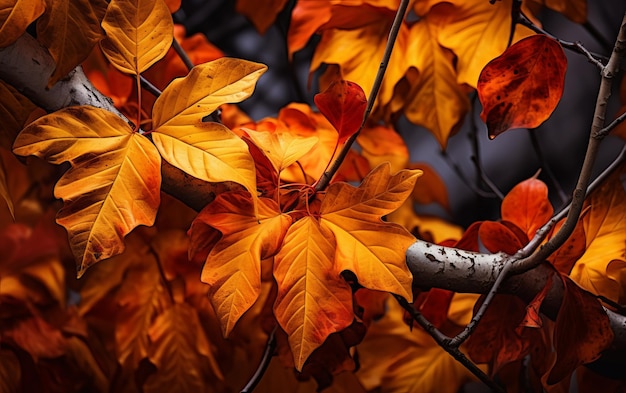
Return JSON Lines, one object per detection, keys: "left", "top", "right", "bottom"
{"left": 36, "top": 0, "right": 107, "bottom": 86}
{"left": 152, "top": 58, "right": 267, "bottom": 128}
{"left": 435, "top": 0, "right": 534, "bottom": 87}
{"left": 501, "top": 177, "right": 553, "bottom": 240}
{"left": 478, "top": 35, "right": 567, "bottom": 138}
{"left": 191, "top": 191, "right": 291, "bottom": 336}
{"left": 274, "top": 217, "right": 354, "bottom": 370}
{"left": 320, "top": 163, "right": 420, "bottom": 301}
{"left": 100, "top": 0, "right": 173, "bottom": 75}
{"left": 243, "top": 128, "right": 318, "bottom": 173}
{"left": 570, "top": 163, "right": 626, "bottom": 302}
{"left": 13, "top": 106, "right": 161, "bottom": 276}
{"left": 314, "top": 80, "right": 367, "bottom": 144}
{"left": 152, "top": 122, "right": 257, "bottom": 199}
{"left": 0, "top": 0, "right": 45, "bottom": 48}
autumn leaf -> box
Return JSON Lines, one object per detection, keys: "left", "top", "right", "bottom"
{"left": 13, "top": 106, "right": 161, "bottom": 276}
{"left": 100, "top": 0, "right": 173, "bottom": 75}
{"left": 526, "top": 0, "right": 587, "bottom": 23}
{"left": 478, "top": 35, "right": 567, "bottom": 138}
{"left": 36, "top": 0, "right": 107, "bottom": 86}
{"left": 274, "top": 216, "right": 354, "bottom": 370}
{"left": 570, "top": 162, "right": 626, "bottom": 303}
{"left": 547, "top": 276, "right": 613, "bottom": 384}
{"left": 236, "top": 0, "right": 288, "bottom": 34}
{"left": 0, "top": 0, "right": 45, "bottom": 48}
{"left": 0, "top": 80, "right": 37, "bottom": 149}
{"left": 320, "top": 163, "right": 420, "bottom": 301}
{"left": 478, "top": 221, "right": 524, "bottom": 255}
{"left": 0, "top": 155, "right": 13, "bottom": 218}
{"left": 357, "top": 124, "right": 409, "bottom": 173}
{"left": 242, "top": 128, "right": 318, "bottom": 173}
{"left": 191, "top": 191, "right": 291, "bottom": 336}
{"left": 501, "top": 177, "right": 553, "bottom": 240}
{"left": 434, "top": 0, "right": 535, "bottom": 87}
{"left": 411, "top": 162, "right": 450, "bottom": 211}
{"left": 548, "top": 213, "right": 587, "bottom": 275}
{"left": 403, "top": 10, "right": 470, "bottom": 148}
{"left": 314, "top": 80, "right": 367, "bottom": 144}
{"left": 151, "top": 122, "right": 258, "bottom": 199}
{"left": 144, "top": 303, "right": 223, "bottom": 393}
{"left": 152, "top": 58, "right": 267, "bottom": 128}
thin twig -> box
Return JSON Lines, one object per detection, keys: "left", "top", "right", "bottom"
{"left": 140, "top": 75, "right": 162, "bottom": 97}
{"left": 511, "top": 12, "right": 626, "bottom": 275}
{"left": 394, "top": 295, "right": 506, "bottom": 393}
{"left": 597, "top": 110, "right": 626, "bottom": 137}
{"left": 470, "top": 155, "right": 505, "bottom": 200}
{"left": 314, "top": 0, "right": 410, "bottom": 192}
{"left": 240, "top": 326, "right": 278, "bottom": 393}
{"left": 517, "top": 12, "right": 609, "bottom": 65}
{"left": 527, "top": 129, "right": 568, "bottom": 205}
{"left": 573, "top": 41, "right": 606, "bottom": 70}
{"left": 440, "top": 150, "right": 498, "bottom": 199}
{"left": 172, "top": 38, "right": 194, "bottom": 71}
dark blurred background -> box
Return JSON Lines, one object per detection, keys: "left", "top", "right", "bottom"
{"left": 173, "top": 0, "right": 626, "bottom": 228}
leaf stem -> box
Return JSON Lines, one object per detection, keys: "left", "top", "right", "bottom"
{"left": 240, "top": 326, "right": 277, "bottom": 393}
{"left": 314, "top": 0, "right": 410, "bottom": 192}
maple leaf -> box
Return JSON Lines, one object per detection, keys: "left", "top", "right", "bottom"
{"left": 478, "top": 35, "right": 567, "bottom": 138}
{"left": 273, "top": 216, "right": 354, "bottom": 370}
{"left": 144, "top": 303, "right": 223, "bottom": 393}
{"left": 569, "top": 162, "right": 626, "bottom": 303}
{"left": 0, "top": 0, "right": 45, "bottom": 48}
{"left": 501, "top": 177, "right": 554, "bottom": 240}
{"left": 190, "top": 191, "right": 291, "bottom": 336}
{"left": 13, "top": 106, "right": 161, "bottom": 276}
{"left": 434, "top": 0, "right": 535, "bottom": 87}
{"left": 320, "top": 163, "right": 420, "bottom": 301}
{"left": 314, "top": 80, "right": 367, "bottom": 144}
{"left": 100, "top": 0, "right": 174, "bottom": 76}
{"left": 36, "top": 0, "right": 107, "bottom": 86}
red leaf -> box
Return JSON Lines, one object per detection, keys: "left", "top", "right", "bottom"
{"left": 478, "top": 35, "right": 567, "bottom": 138}
{"left": 501, "top": 177, "right": 553, "bottom": 240}
{"left": 518, "top": 272, "right": 553, "bottom": 330}
{"left": 314, "top": 80, "right": 367, "bottom": 143}
{"left": 478, "top": 221, "right": 524, "bottom": 255}
{"left": 547, "top": 276, "right": 614, "bottom": 384}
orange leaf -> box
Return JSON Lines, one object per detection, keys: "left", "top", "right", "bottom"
{"left": 411, "top": 162, "right": 450, "bottom": 211}
{"left": 478, "top": 35, "right": 567, "bottom": 138}
{"left": 570, "top": 162, "right": 626, "bottom": 303}
{"left": 501, "top": 177, "right": 553, "bottom": 240}
{"left": 519, "top": 273, "right": 553, "bottom": 330}
{"left": 357, "top": 124, "right": 409, "bottom": 173}
{"left": 320, "top": 163, "right": 420, "bottom": 301}
{"left": 0, "top": 80, "right": 37, "bottom": 149}
{"left": 314, "top": 80, "right": 367, "bottom": 144}
{"left": 13, "top": 106, "right": 161, "bottom": 276}
{"left": 243, "top": 128, "right": 318, "bottom": 173}
{"left": 100, "top": 0, "right": 173, "bottom": 75}
{"left": 526, "top": 0, "right": 587, "bottom": 23}
{"left": 36, "top": 0, "right": 107, "bottom": 86}
{"left": 548, "top": 213, "right": 587, "bottom": 275}
{"left": 236, "top": 0, "right": 288, "bottom": 34}
{"left": 192, "top": 191, "right": 291, "bottom": 335}
{"left": 274, "top": 216, "right": 354, "bottom": 370}
{"left": 0, "top": 0, "right": 45, "bottom": 48}
{"left": 547, "top": 276, "right": 613, "bottom": 384}
{"left": 144, "top": 303, "right": 223, "bottom": 392}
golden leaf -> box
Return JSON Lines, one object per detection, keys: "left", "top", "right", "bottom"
{"left": 320, "top": 163, "right": 420, "bottom": 301}
{"left": 243, "top": 128, "right": 318, "bottom": 173}
{"left": 0, "top": 0, "right": 45, "bottom": 48}
{"left": 274, "top": 217, "right": 354, "bottom": 370}
{"left": 100, "top": 0, "right": 173, "bottom": 75}
{"left": 13, "top": 106, "right": 161, "bottom": 276}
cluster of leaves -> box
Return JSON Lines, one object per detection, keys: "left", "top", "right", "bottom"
{"left": 0, "top": 0, "right": 625, "bottom": 392}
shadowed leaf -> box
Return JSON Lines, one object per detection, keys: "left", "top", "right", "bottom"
{"left": 0, "top": 0, "right": 45, "bottom": 48}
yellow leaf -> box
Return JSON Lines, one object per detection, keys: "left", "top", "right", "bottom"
{"left": 570, "top": 163, "right": 626, "bottom": 303}
{"left": 274, "top": 217, "right": 354, "bottom": 370}
{"left": 152, "top": 58, "right": 268, "bottom": 128}
{"left": 100, "top": 0, "right": 173, "bottom": 75}
{"left": 243, "top": 128, "right": 318, "bottom": 172}
{"left": 144, "top": 303, "right": 222, "bottom": 393}
{"left": 152, "top": 122, "right": 257, "bottom": 198}
{"left": 191, "top": 192, "right": 291, "bottom": 336}
{"left": 403, "top": 12, "right": 469, "bottom": 149}
{"left": 357, "top": 299, "right": 480, "bottom": 393}
{"left": 320, "top": 163, "right": 420, "bottom": 301}
{"left": 435, "top": 0, "right": 534, "bottom": 87}
{"left": 13, "top": 106, "right": 161, "bottom": 277}
{"left": 0, "top": 0, "right": 45, "bottom": 48}
{"left": 36, "top": 0, "right": 107, "bottom": 86}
